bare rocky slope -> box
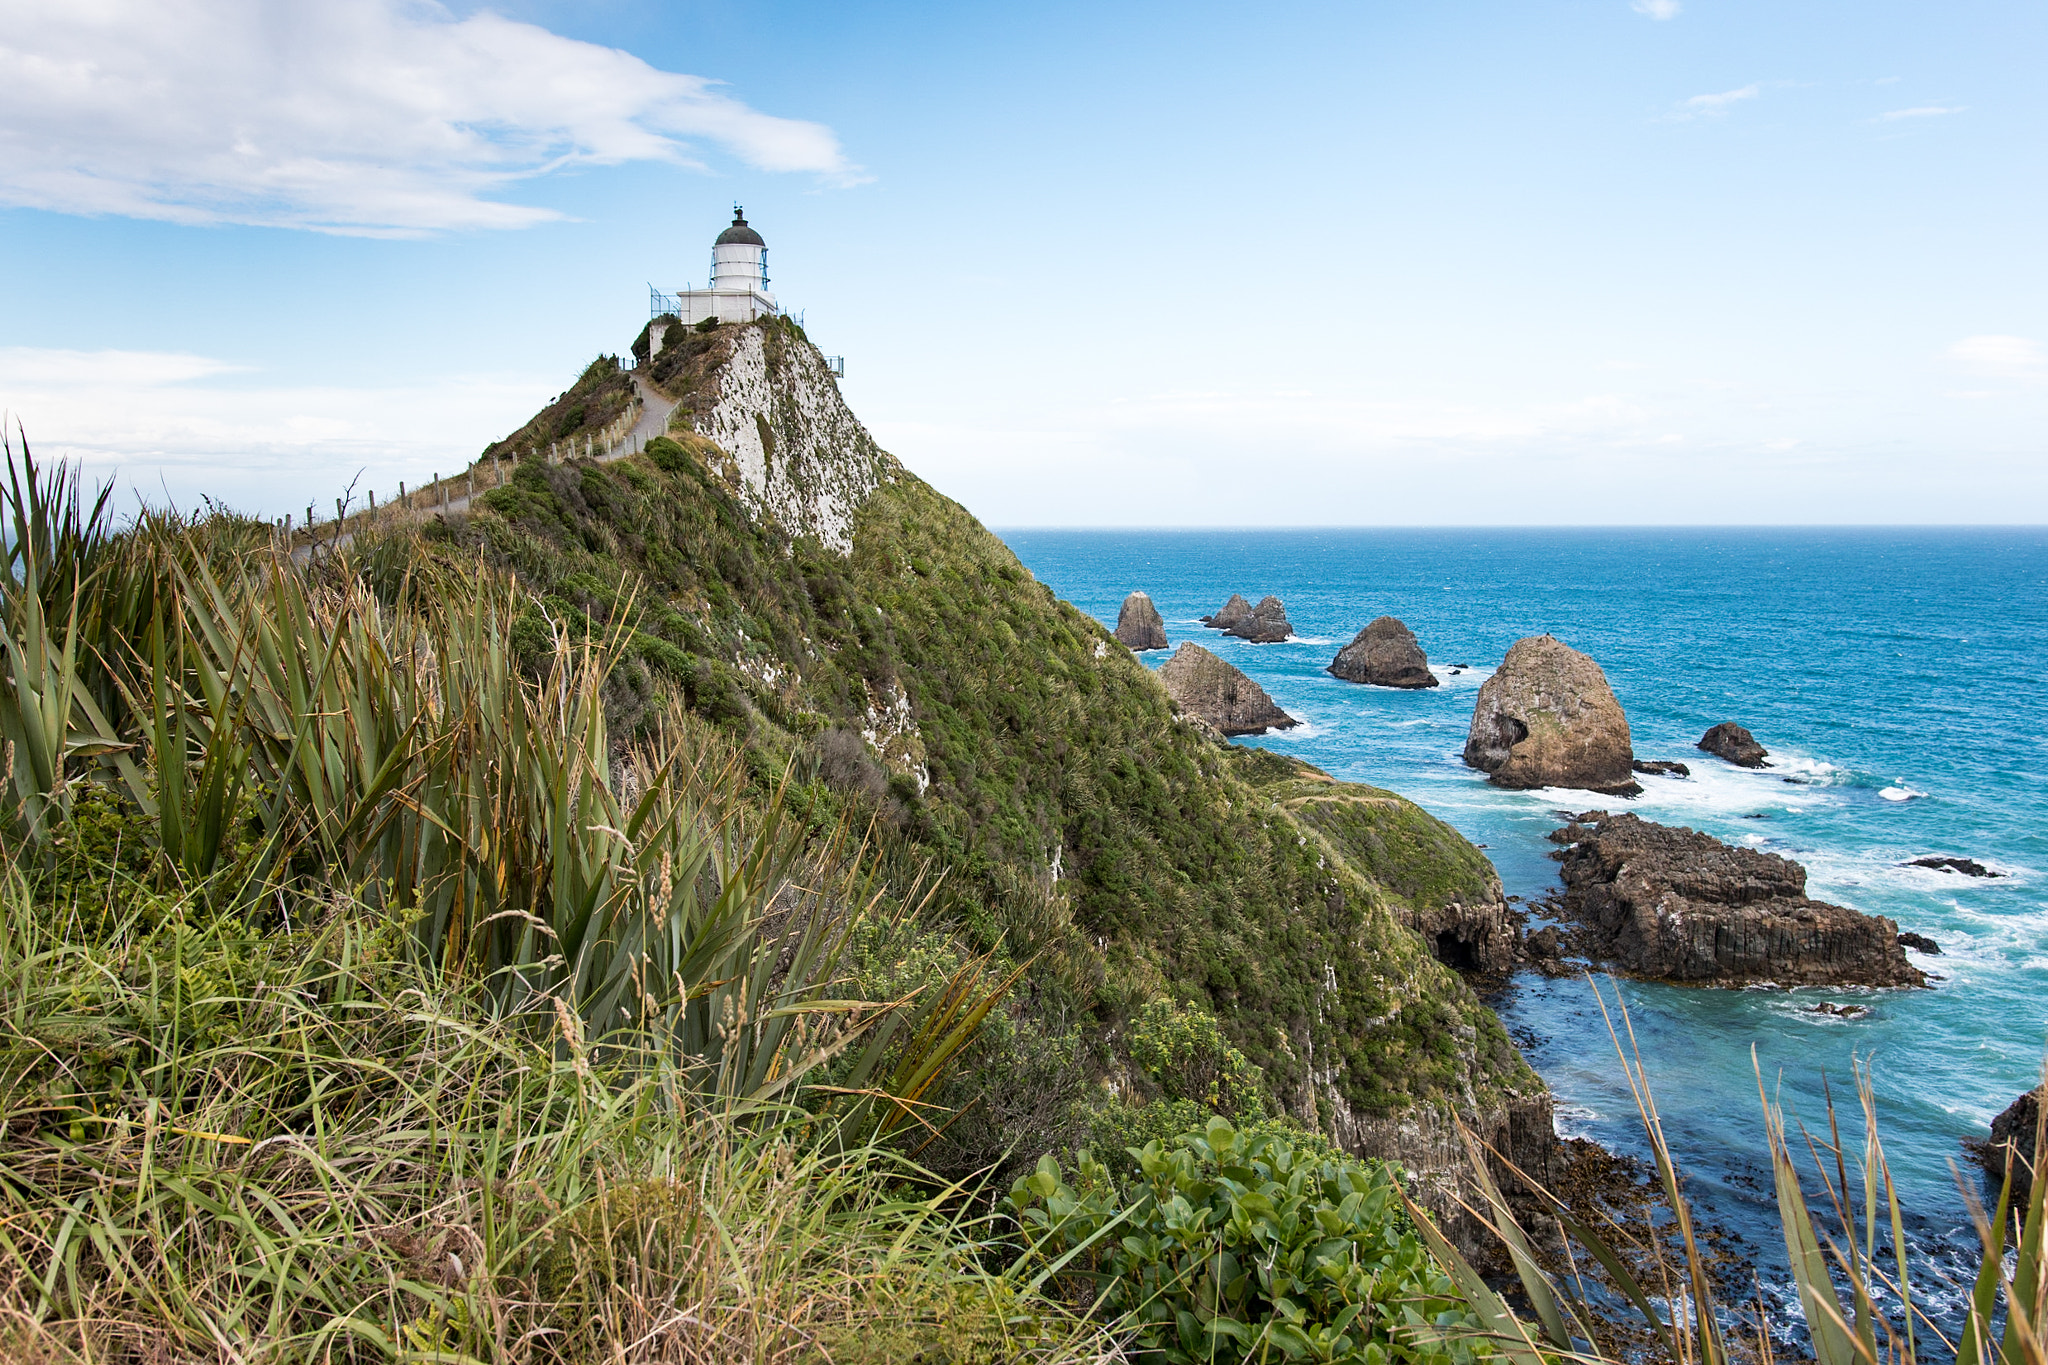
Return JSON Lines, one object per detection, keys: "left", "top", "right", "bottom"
{"left": 445, "top": 316, "right": 1553, "bottom": 1195}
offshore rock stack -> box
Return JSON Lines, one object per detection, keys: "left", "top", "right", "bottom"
{"left": 1546, "top": 812, "right": 1927, "bottom": 988}
{"left": 1202, "top": 593, "right": 1292, "bottom": 642}
{"left": 1328, "top": 616, "right": 1438, "bottom": 689}
{"left": 1463, "top": 635, "right": 1639, "bottom": 796}
{"left": 1114, "top": 591, "right": 1168, "bottom": 650}
{"left": 1202, "top": 594, "right": 1253, "bottom": 629}
{"left": 1157, "top": 643, "right": 1297, "bottom": 735}
{"left": 1226, "top": 595, "right": 1293, "bottom": 643}
{"left": 1698, "top": 722, "right": 1771, "bottom": 768}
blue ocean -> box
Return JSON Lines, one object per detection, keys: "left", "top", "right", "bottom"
{"left": 999, "top": 527, "right": 2048, "bottom": 1332}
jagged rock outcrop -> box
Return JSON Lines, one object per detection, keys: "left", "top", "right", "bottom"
{"left": 1897, "top": 931, "right": 1941, "bottom": 954}
{"left": 1548, "top": 812, "right": 1926, "bottom": 987}
{"left": 1981, "top": 1088, "right": 2042, "bottom": 1203}
{"left": 1157, "top": 643, "right": 1296, "bottom": 735}
{"left": 1633, "top": 760, "right": 1691, "bottom": 778}
{"left": 1225, "top": 595, "right": 1292, "bottom": 643}
{"left": 1698, "top": 722, "right": 1770, "bottom": 768}
{"left": 1463, "top": 636, "right": 1639, "bottom": 795}
{"left": 1114, "top": 591, "right": 1167, "bottom": 650}
{"left": 1329, "top": 617, "right": 1438, "bottom": 689}
{"left": 1202, "top": 594, "right": 1253, "bottom": 629}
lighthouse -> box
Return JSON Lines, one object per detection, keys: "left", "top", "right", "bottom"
{"left": 666, "top": 207, "right": 778, "bottom": 327}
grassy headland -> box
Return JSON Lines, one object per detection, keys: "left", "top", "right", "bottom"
{"left": 0, "top": 316, "right": 1543, "bottom": 1358}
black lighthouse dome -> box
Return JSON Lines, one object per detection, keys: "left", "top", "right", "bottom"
{"left": 715, "top": 208, "right": 765, "bottom": 247}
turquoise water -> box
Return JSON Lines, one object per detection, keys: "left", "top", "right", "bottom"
{"left": 999, "top": 527, "right": 2048, "bottom": 1332}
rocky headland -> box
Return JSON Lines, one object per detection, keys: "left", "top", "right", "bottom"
{"left": 1698, "top": 722, "right": 1770, "bottom": 768}
{"left": 1463, "top": 635, "right": 1640, "bottom": 796}
{"left": 1329, "top": 616, "right": 1439, "bottom": 688}
{"left": 1157, "top": 642, "right": 1298, "bottom": 735}
{"left": 1546, "top": 812, "right": 1927, "bottom": 988}
{"left": 1257, "top": 753, "right": 1522, "bottom": 976}
{"left": 1224, "top": 594, "right": 1293, "bottom": 643}
{"left": 1114, "top": 591, "right": 1168, "bottom": 650}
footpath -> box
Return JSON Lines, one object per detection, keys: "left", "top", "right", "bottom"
{"left": 292, "top": 374, "right": 678, "bottom": 562}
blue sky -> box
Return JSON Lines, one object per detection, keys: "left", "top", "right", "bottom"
{"left": 1, "top": 0, "right": 2042, "bottom": 524}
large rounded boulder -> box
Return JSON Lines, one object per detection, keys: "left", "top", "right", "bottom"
{"left": 1329, "top": 616, "right": 1438, "bottom": 689}
{"left": 1114, "top": 591, "right": 1168, "bottom": 650}
{"left": 1463, "top": 635, "right": 1638, "bottom": 795}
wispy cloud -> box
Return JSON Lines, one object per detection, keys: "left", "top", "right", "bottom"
{"left": 0, "top": 0, "right": 862, "bottom": 237}
{"left": 1877, "top": 105, "right": 1965, "bottom": 121}
{"left": 1631, "top": 0, "right": 1682, "bottom": 18}
{"left": 1664, "top": 84, "right": 1761, "bottom": 121}
{"left": 0, "top": 346, "right": 551, "bottom": 511}
{"left": 1950, "top": 335, "right": 2048, "bottom": 383}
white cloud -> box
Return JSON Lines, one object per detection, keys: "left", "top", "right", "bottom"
{"left": 0, "top": 0, "right": 859, "bottom": 237}
{"left": 1950, "top": 335, "right": 2048, "bottom": 382}
{"left": 1877, "top": 105, "right": 1965, "bottom": 121}
{"left": 1675, "top": 84, "right": 1761, "bottom": 118}
{"left": 1631, "top": 0, "right": 1682, "bottom": 18}
{"left": 0, "top": 345, "right": 551, "bottom": 512}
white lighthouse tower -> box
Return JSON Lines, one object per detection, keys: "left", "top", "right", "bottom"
{"left": 666, "top": 207, "right": 778, "bottom": 327}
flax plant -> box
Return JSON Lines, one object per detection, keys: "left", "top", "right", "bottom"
{"left": 0, "top": 861, "right": 1114, "bottom": 1362}
{"left": 0, "top": 444, "right": 1075, "bottom": 1358}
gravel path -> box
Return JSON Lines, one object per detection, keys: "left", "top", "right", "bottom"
{"left": 293, "top": 372, "right": 679, "bottom": 562}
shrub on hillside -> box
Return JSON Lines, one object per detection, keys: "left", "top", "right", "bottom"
{"left": 1129, "top": 995, "right": 1266, "bottom": 1118}
{"left": 1004, "top": 1117, "right": 1486, "bottom": 1365}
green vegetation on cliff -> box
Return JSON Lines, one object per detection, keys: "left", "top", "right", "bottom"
{"left": 412, "top": 316, "right": 1537, "bottom": 1167}
{"left": 0, "top": 317, "right": 1546, "bottom": 1359}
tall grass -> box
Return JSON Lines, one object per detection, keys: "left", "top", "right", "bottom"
{"left": 1414, "top": 977, "right": 2046, "bottom": 1365}
{"left": 0, "top": 861, "right": 1111, "bottom": 1362}
{"left": 0, "top": 435, "right": 1007, "bottom": 1115}
{"left": 0, "top": 437, "right": 1096, "bottom": 1359}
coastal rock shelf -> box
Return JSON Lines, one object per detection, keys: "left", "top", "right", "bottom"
{"left": 1907, "top": 856, "right": 2002, "bottom": 878}
{"left": 1546, "top": 812, "right": 1927, "bottom": 988}
{"left": 1328, "top": 616, "right": 1438, "bottom": 689}
{"left": 1157, "top": 643, "right": 1297, "bottom": 735}
{"left": 1463, "top": 635, "right": 1639, "bottom": 796}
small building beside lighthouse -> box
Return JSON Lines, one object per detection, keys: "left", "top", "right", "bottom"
{"left": 661, "top": 208, "right": 778, "bottom": 327}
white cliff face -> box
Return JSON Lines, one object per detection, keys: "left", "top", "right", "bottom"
{"left": 697, "top": 324, "right": 889, "bottom": 554}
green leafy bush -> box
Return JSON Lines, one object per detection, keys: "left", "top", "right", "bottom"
{"left": 1130, "top": 996, "right": 1266, "bottom": 1119}
{"left": 1004, "top": 1117, "right": 1488, "bottom": 1365}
